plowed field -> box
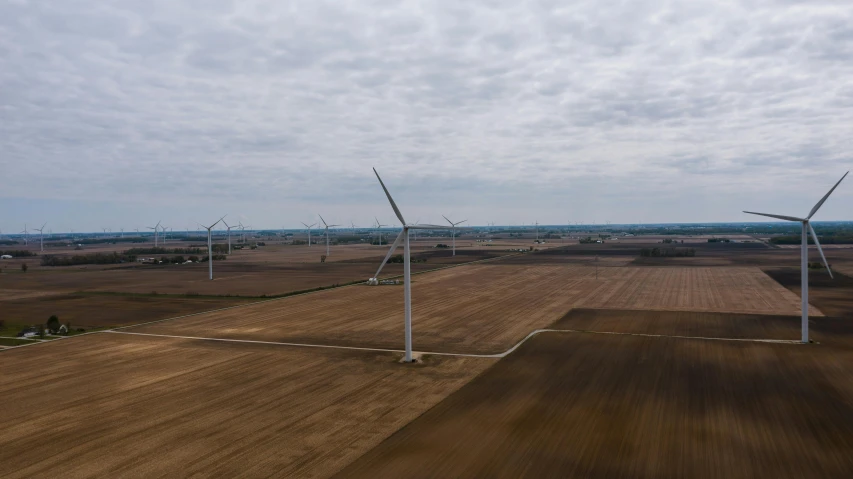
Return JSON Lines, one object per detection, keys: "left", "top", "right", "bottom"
{"left": 0, "top": 333, "right": 494, "bottom": 478}
{"left": 337, "top": 331, "right": 853, "bottom": 478}
{"left": 131, "top": 265, "right": 811, "bottom": 355}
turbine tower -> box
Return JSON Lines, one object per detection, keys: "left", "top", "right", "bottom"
{"left": 369, "top": 168, "right": 450, "bottom": 363}
{"left": 442, "top": 215, "right": 467, "bottom": 256}
{"left": 198, "top": 216, "right": 225, "bottom": 280}
{"left": 34, "top": 223, "right": 47, "bottom": 252}
{"left": 318, "top": 215, "right": 340, "bottom": 257}
{"left": 301, "top": 222, "right": 316, "bottom": 246}
{"left": 743, "top": 171, "right": 848, "bottom": 343}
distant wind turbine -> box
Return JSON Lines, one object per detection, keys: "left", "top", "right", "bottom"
{"left": 222, "top": 220, "right": 238, "bottom": 254}
{"left": 369, "top": 168, "right": 450, "bottom": 363}
{"left": 198, "top": 216, "right": 225, "bottom": 280}
{"left": 20, "top": 224, "right": 29, "bottom": 245}
{"left": 34, "top": 223, "right": 47, "bottom": 252}
{"left": 743, "top": 171, "right": 848, "bottom": 343}
{"left": 442, "top": 215, "right": 467, "bottom": 256}
{"left": 301, "top": 222, "right": 316, "bottom": 246}
{"left": 147, "top": 221, "right": 161, "bottom": 247}
{"left": 374, "top": 217, "right": 387, "bottom": 245}
{"left": 318, "top": 215, "right": 340, "bottom": 257}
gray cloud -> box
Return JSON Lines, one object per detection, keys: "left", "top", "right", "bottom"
{"left": 1, "top": 0, "right": 852, "bottom": 230}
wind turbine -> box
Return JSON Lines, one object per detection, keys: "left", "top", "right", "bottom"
{"left": 301, "top": 222, "right": 316, "bottom": 246}
{"left": 369, "top": 168, "right": 450, "bottom": 362}
{"left": 198, "top": 216, "right": 225, "bottom": 280}
{"left": 222, "top": 220, "right": 238, "bottom": 254}
{"left": 318, "top": 215, "right": 340, "bottom": 257}
{"left": 374, "top": 217, "right": 387, "bottom": 245}
{"left": 147, "top": 221, "right": 161, "bottom": 247}
{"left": 743, "top": 171, "right": 848, "bottom": 343}
{"left": 442, "top": 215, "right": 467, "bottom": 256}
{"left": 34, "top": 223, "right": 47, "bottom": 252}
{"left": 20, "top": 224, "right": 28, "bottom": 245}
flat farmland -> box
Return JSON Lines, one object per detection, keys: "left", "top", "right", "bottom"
{"left": 131, "top": 264, "right": 810, "bottom": 355}
{"left": 0, "top": 262, "right": 410, "bottom": 297}
{"left": 0, "top": 294, "right": 258, "bottom": 328}
{"left": 338, "top": 332, "right": 853, "bottom": 478}
{"left": 575, "top": 266, "right": 821, "bottom": 315}
{"left": 224, "top": 243, "right": 390, "bottom": 264}
{"left": 0, "top": 333, "right": 494, "bottom": 478}
{"left": 553, "top": 308, "right": 805, "bottom": 341}
{"left": 764, "top": 268, "right": 853, "bottom": 320}
{"left": 0, "top": 288, "right": 62, "bottom": 301}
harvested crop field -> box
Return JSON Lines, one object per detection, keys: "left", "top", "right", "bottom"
{"left": 0, "top": 333, "right": 494, "bottom": 478}
{"left": 0, "top": 294, "right": 258, "bottom": 328}
{"left": 338, "top": 331, "right": 853, "bottom": 478}
{"left": 0, "top": 289, "right": 61, "bottom": 301}
{"left": 554, "top": 308, "right": 806, "bottom": 341}
{"left": 130, "top": 264, "right": 810, "bottom": 355}
{"left": 0, "top": 262, "right": 408, "bottom": 296}
{"left": 764, "top": 268, "right": 853, "bottom": 320}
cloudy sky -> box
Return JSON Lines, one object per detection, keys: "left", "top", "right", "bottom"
{"left": 2, "top": 0, "right": 852, "bottom": 232}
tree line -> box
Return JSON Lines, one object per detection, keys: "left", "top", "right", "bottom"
{"left": 41, "top": 252, "right": 136, "bottom": 266}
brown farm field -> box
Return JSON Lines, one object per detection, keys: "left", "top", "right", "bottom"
{"left": 0, "top": 242, "right": 523, "bottom": 298}
{"left": 0, "top": 294, "right": 259, "bottom": 329}
{"left": 0, "top": 262, "right": 407, "bottom": 296}
{"left": 130, "top": 264, "right": 811, "bottom": 355}
{"left": 4, "top": 237, "right": 852, "bottom": 477}
{"left": 0, "top": 333, "right": 494, "bottom": 478}
{"left": 338, "top": 328, "right": 853, "bottom": 479}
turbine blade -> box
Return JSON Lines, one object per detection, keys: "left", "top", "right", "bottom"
{"left": 743, "top": 211, "right": 805, "bottom": 222}
{"left": 809, "top": 223, "right": 833, "bottom": 279}
{"left": 443, "top": 215, "right": 453, "bottom": 226}
{"left": 373, "top": 230, "right": 404, "bottom": 279}
{"left": 808, "top": 171, "right": 849, "bottom": 219}
{"left": 373, "top": 168, "right": 406, "bottom": 225}
{"left": 319, "top": 215, "right": 328, "bottom": 227}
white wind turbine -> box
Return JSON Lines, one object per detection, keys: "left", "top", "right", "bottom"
{"left": 318, "top": 215, "right": 340, "bottom": 257}
{"left": 442, "top": 215, "right": 467, "bottom": 256}
{"left": 222, "top": 220, "right": 238, "bottom": 254}
{"left": 369, "top": 168, "right": 450, "bottom": 363}
{"left": 198, "top": 216, "right": 225, "bottom": 280}
{"left": 301, "top": 221, "right": 316, "bottom": 246}
{"left": 374, "top": 217, "right": 387, "bottom": 245}
{"left": 20, "top": 224, "right": 28, "bottom": 245}
{"left": 34, "top": 223, "right": 47, "bottom": 252}
{"left": 743, "top": 171, "right": 848, "bottom": 343}
{"left": 147, "top": 221, "right": 161, "bottom": 247}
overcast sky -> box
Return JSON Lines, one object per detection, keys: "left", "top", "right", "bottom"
{"left": 2, "top": 0, "right": 852, "bottom": 232}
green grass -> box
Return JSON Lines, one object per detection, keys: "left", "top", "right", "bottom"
{"left": 0, "top": 337, "right": 39, "bottom": 347}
